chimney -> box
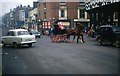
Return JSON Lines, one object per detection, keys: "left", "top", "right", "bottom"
{"left": 33, "top": 1, "right": 38, "bottom": 8}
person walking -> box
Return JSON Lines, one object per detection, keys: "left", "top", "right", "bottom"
{"left": 58, "top": 22, "right": 66, "bottom": 34}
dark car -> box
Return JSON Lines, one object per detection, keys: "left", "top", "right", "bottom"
{"left": 96, "top": 25, "right": 120, "bottom": 47}
{"left": 29, "top": 29, "right": 41, "bottom": 38}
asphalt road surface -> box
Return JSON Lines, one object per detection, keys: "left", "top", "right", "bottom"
{"left": 2, "top": 35, "right": 119, "bottom": 74}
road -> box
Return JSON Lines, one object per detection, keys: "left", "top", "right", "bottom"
{"left": 0, "top": 25, "right": 9, "bottom": 75}
{"left": 2, "top": 35, "right": 119, "bottom": 74}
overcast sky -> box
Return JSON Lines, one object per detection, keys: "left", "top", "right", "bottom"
{"left": 0, "top": 0, "right": 38, "bottom": 16}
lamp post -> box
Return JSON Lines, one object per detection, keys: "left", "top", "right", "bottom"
{"left": 28, "top": 16, "right": 32, "bottom": 29}
{"left": 49, "top": 18, "right": 52, "bottom": 28}
{"left": 38, "top": 19, "right": 42, "bottom": 32}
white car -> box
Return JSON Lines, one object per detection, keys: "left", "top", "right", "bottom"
{"left": 1, "top": 29, "right": 36, "bottom": 48}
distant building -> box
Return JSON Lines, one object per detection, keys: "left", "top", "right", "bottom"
{"left": 14, "top": 5, "right": 32, "bottom": 27}
{"left": 2, "top": 12, "right": 11, "bottom": 28}
{"left": 4, "top": 5, "right": 33, "bottom": 28}
{"left": 2, "top": 2, "right": 38, "bottom": 29}
{"left": 33, "top": 1, "right": 39, "bottom": 8}
{"left": 28, "top": 7, "right": 38, "bottom": 30}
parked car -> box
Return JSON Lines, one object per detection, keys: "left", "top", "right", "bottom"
{"left": 96, "top": 25, "right": 120, "bottom": 47}
{"left": 29, "top": 29, "right": 41, "bottom": 38}
{"left": 1, "top": 29, "right": 36, "bottom": 48}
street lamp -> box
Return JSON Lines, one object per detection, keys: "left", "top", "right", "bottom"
{"left": 29, "top": 16, "right": 32, "bottom": 28}
{"left": 38, "top": 19, "right": 42, "bottom": 31}
{"left": 49, "top": 18, "right": 52, "bottom": 28}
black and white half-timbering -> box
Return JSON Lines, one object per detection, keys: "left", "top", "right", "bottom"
{"left": 85, "top": 0, "right": 120, "bottom": 10}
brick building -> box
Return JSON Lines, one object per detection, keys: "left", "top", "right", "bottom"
{"left": 38, "top": 1, "right": 89, "bottom": 29}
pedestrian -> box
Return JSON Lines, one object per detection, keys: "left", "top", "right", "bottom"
{"left": 87, "top": 25, "right": 95, "bottom": 38}
{"left": 58, "top": 22, "right": 66, "bottom": 34}
{"left": 42, "top": 29, "right": 44, "bottom": 35}
{"left": 58, "top": 22, "right": 65, "bottom": 30}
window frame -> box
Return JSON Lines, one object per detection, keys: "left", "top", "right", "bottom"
{"left": 7, "top": 31, "right": 15, "bottom": 36}
{"left": 61, "top": 9, "right": 65, "bottom": 17}
{"left": 79, "top": 9, "right": 85, "bottom": 18}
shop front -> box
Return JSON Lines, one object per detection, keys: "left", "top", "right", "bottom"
{"left": 74, "top": 18, "right": 90, "bottom": 28}
{"left": 56, "top": 20, "right": 71, "bottom": 29}
{"left": 85, "top": 1, "right": 120, "bottom": 27}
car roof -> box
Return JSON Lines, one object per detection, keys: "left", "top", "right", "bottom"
{"left": 100, "top": 25, "right": 112, "bottom": 28}
{"left": 30, "top": 29, "right": 37, "bottom": 31}
{"left": 100, "top": 25, "right": 120, "bottom": 28}
{"left": 9, "top": 29, "right": 28, "bottom": 32}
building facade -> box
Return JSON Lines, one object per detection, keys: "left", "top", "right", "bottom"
{"left": 28, "top": 7, "right": 38, "bottom": 30}
{"left": 85, "top": 0, "right": 120, "bottom": 29}
{"left": 38, "top": 1, "right": 89, "bottom": 29}
{"left": 2, "top": 1, "right": 39, "bottom": 29}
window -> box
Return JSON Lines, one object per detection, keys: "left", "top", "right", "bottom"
{"left": 61, "top": 9, "right": 65, "bottom": 17}
{"left": 60, "top": 0, "right": 65, "bottom": 5}
{"left": 60, "top": 0, "right": 65, "bottom": 3}
{"left": 7, "top": 31, "right": 15, "bottom": 36}
{"left": 86, "top": 13, "right": 90, "bottom": 19}
{"left": 17, "top": 31, "right": 29, "bottom": 35}
{"left": 114, "top": 12, "right": 118, "bottom": 19}
{"left": 80, "top": 9, "right": 85, "bottom": 18}
{"left": 112, "top": 26, "right": 120, "bottom": 32}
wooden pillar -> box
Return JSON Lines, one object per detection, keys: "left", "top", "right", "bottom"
{"left": 103, "top": 12, "right": 108, "bottom": 25}
{"left": 96, "top": 13, "right": 98, "bottom": 26}
{"left": 118, "top": 10, "right": 120, "bottom": 27}
{"left": 110, "top": 12, "right": 114, "bottom": 25}
{"left": 97, "top": 12, "right": 101, "bottom": 25}
{"left": 93, "top": 13, "right": 97, "bottom": 27}
{"left": 89, "top": 13, "right": 92, "bottom": 27}
{"left": 99, "top": 12, "right": 104, "bottom": 25}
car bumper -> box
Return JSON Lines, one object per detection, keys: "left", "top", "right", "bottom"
{"left": 20, "top": 41, "right": 36, "bottom": 44}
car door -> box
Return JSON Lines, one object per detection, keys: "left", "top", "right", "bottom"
{"left": 103, "top": 27, "right": 113, "bottom": 41}
{"left": 4, "top": 31, "right": 15, "bottom": 44}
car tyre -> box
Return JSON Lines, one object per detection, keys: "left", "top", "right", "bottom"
{"left": 97, "top": 37, "right": 103, "bottom": 45}
{"left": 13, "top": 42, "right": 18, "bottom": 48}
{"left": 2, "top": 41, "right": 6, "bottom": 47}
{"left": 114, "top": 39, "right": 120, "bottom": 48}
{"left": 28, "top": 43, "right": 32, "bottom": 47}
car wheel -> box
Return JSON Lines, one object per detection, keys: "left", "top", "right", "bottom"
{"left": 38, "top": 36, "right": 40, "bottom": 38}
{"left": 2, "top": 41, "right": 6, "bottom": 47}
{"left": 114, "top": 39, "right": 120, "bottom": 48}
{"left": 13, "top": 42, "right": 18, "bottom": 48}
{"left": 28, "top": 43, "right": 32, "bottom": 47}
{"left": 97, "top": 37, "right": 103, "bottom": 45}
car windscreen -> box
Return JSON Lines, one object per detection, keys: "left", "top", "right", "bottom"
{"left": 112, "top": 26, "right": 120, "bottom": 32}
{"left": 17, "top": 31, "right": 30, "bottom": 35}
{"left": 31, "top": 30, "right": 39, "bottom": 34}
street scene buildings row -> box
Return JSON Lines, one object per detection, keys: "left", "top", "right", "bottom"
{"left": 2, "top": 0, "right": 120, "bottom": 31}
{"left": 2, "top": 1, "right": 89, "bottom": 31}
